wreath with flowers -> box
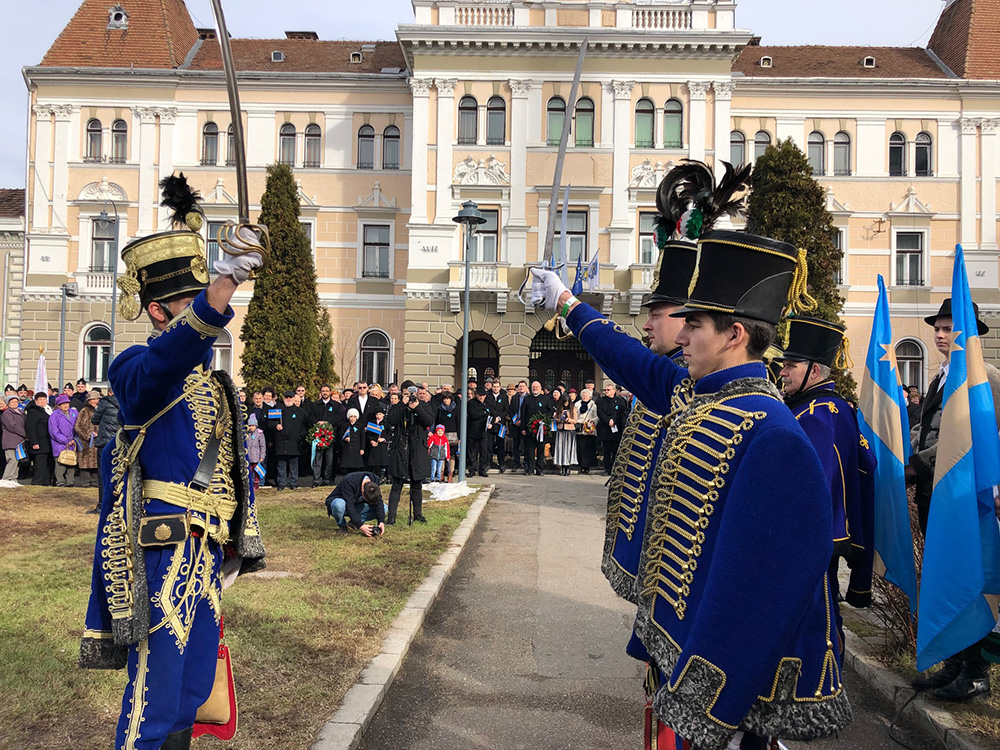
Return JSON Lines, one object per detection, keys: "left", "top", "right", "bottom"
{"left": 527, "top": 411, "right": 551, "bottom": 440}
{"left": 307, "top": 421, "right": 336, "bottom": 449}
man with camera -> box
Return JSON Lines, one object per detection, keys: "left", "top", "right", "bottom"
{"left": 385, "top": 383, "right": 435, "bottom": 524}
{"left": 325, "top": 470, "right": 386, "bottom": 536}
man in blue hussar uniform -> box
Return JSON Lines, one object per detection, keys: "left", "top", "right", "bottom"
{"left": 79, "top": 175, "right": 266, "bottom": 750}
{"left": 776, "top": 316, "right": 877, "bottom": 647}
{"left": 532, "top": 229, "right": 851, "bottom": 749}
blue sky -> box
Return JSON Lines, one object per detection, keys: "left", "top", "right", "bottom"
{"left": 1, "top": 0, "right": 948, "bottom": 188}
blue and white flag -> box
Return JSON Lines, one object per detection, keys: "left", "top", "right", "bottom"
{"left": 14, "top": 443, "right": 26, "bottom": 461}
{"left": 585, "top": 252, "right": 600, "bottom": 291}
{"left": 572, "top": 248, "right": 584, "bottom": 296}
{"left": 498, "top": 423, "right": 507, "bottom": 439}
{"left": 267, "top": 408, "right": 282, "bottom": 420}
{"left": 343, "top": 428, "right": 351, "bottom": 441}
{"left": 917, "top": 246, "right": 1000, "bottom": 670}
{"left": 857, "top": 274, "right": 918, "bottom": 613}
{"left": 253, "top": 463, "right": 266, "bottom": 481}
{"left": 366, "top": 422, "right": 384, "bottom": 436}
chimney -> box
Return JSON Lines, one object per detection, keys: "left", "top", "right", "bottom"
{"left": 285, "top": 31, "right": 319, "bottom": 40}
{"left": 197, "top": 28, "right": 217, "bottom": 41}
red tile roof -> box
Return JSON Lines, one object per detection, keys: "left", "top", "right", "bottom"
{"left": 733, "top": 46, "right": 949, "bottom": 79}
{"left": 187, "top": 39, "right": 406, "bottom": 75}
{"left": 928, "top": 0, "right": 1000, "bottom": 79}
{"left": 40, "top": 0, "right": 199, "bottom": 69}
{"left": 0, "top": 190, "right": 25, "bottom": 219}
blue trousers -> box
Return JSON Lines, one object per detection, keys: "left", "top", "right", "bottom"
{"left": 116, "top": 535, "right": 223, "bottom": 750}
{"left": 328, "top": 498, "right": 388, "bottom": 529}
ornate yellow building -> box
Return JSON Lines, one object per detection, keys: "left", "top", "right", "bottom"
{"left": 18, "top": 0, "right": 1000, "bottom": 392}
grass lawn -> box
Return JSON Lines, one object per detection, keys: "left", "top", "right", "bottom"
{"left": 0, "top": 482, "right": 478, "bottom": 749}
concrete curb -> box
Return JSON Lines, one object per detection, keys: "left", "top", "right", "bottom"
{"left": 310, "top": 484, "right": 495, "bottom": 750}
{"left": 843, "top": 627, "right": 989, "bottom": 750}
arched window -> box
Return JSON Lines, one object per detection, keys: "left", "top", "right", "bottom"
{"left": 357, "top": 125, "right": 375, "bottom": 169}
{"left": 110, "top": 119, "right": 128, "bottom": 164}
{"left": 834, "top": 131, "right": 851, "bottom": 176}
{"left": 486, "top": 96, "right": 506, "bottom": 145}
{"left": 808, "top": 131, "right": 825, "bottom": 175}
{"left": 211, "top": 329, "right": 233, "bottom": 375}
{"left": 753, "top": 130, "right": 771, "bottom": 162}
{"left": 304, "top": 124, "right": 321, "bottom": 168}
{"left": 915, "top": 132, "right": 933, "bottom": 176}
{"left": 279, "top": 123, "right": 296, "bottom": 166}
{"left": 889, "top": 132, "right": 906, "bottom": 176}
{"left": 730, "top": 131, "right": 746, "bottom": 165}
{"left": 635, "top": 98, "right": 655, "bottom": 148}
{"left": 546, "top": 97, "right": 565, "bottom": 146}
{"left": 360, "top": 330, "right": 391, "bottom": 387}
{"left": 226, "top": 123, "right": 236, "bottom": 166}
{"left": 202, "top": 122, "right": 218, "bottom": 165}
{"left": 895, "top": 339, "right": 925, "bottom": 393}
{"left": 382, "top": 125, "right": 400, "bottom": 170}
{"left": 663, "top": 99, "right": 683, "bottom": 148}
{"left": 86, "top": 118, "right": 102, "bottom": 162}
{"left": 83, "top": 325, "right": 111, "bottom": 383}
{"left": 458, "top": 95, "right": 478, "bottom": 145}
{"left": 575, "top": 97, "right": 595, "bottom": 147}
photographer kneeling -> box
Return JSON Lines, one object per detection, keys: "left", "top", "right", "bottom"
{"left": 325, "top": 470, "right": 387, "bottom": 536}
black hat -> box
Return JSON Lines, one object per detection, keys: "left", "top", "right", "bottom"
{"left": 476, "top": 385, "right": 487, "bottom": 396}
{"left": 117, "top": 174, "right": 210, "bottom": 321}
{"left": 671, "top": 230, "right": 814, "bottom": 326}
{"left": 76, "top": 377, "right": 87, "bottom": 385}
{"left": 17, "top": 384, "right": 26, "bottom": 391}
{"left": 923, "top": 297, "right": 989, "bottom": 335}
{"left": 283, "top": 390, "right": 295, "bottom": 399}
{"left": 644, "top": 240, "right": 697, "bottom": 308}
{"left": 775, "top": 316, "right": 847, "bottom": 368}
{"left": 63, "top": 382, "right": 73, "bottom": 390}
{"left": 3, "top": 385, "right": 12, "bottom": 392}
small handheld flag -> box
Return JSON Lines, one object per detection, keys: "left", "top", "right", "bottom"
{"left": 498, "top": 424, "right": 507, "bottom": 439}
{"left": 267, "top": 408, "right": 282, "bottom": 420}
{"left": 572, "top": 249, "right": 584, "bottom": 296}
{"left": 14, "top": 443, "right": 26, "bottom": 461}
{"left": 585, "top": 252, "right": 599, "bottom": 291}
{"left": 343, "top": 428, "right": 351, "bottom": 441}
{"left": 253, "top": 463, "right": 266, "bottom": 481}
{"left": 366, "top": 422, "right": 384, "bottom": 436}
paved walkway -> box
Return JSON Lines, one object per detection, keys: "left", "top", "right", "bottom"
{"left": 359, "top": 472, "right": 941, "bottom": 750}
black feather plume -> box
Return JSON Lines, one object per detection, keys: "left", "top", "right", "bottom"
{"left": 653, "top": 160, "right": 752, "bottom": 241}
{"left": 159, "top": 173, "right": 202, "bottom": 227}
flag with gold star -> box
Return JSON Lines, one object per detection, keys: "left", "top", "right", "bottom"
{"left": 858, "top": 274, "right": 918, "bottom": 614}
{"left": 917, "top": 245, "right": 1000, "bottom": 670}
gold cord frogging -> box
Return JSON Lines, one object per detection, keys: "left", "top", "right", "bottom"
{"left": 835, "top": 335, "right": 854, "bottom": 370}
{"left": 786, "top": 248, "right": 817, "bottom": 316}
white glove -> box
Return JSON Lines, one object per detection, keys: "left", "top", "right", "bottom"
{"left": 530, "top": 267, "right": 570, "bottom": 313}
{"left": 214, "top": 251, "right": 263, "bottom": 284}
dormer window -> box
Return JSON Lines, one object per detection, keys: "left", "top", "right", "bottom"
{"left": 862, "top": 56, "right": 876, "bottom": 68}
{"left": 108, "top": 4, "right": 129, "bottom": 30}
{"left": 271, "top": 50, "right": 285, "bottom": 63}
{"left": 350, "top": 52, "right": 363, "bottom": 64}
{"left": 759, "top": 56, "right": 772, "bottom": 68}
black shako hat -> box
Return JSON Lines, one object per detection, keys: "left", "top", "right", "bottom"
{"left": 775, "top": 316, "right": 847, "bottom": 368}
{"left": 644, "top": 240, "right": 697, "bottom": 308}
{"left": 671, "top": 230, "right": 814, "bottom": 326}
{"left": 923, "top": 297, "right": 989, "bottom": 335}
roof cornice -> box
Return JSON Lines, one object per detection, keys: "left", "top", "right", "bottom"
{"left": 730, "top": 76, "right": 998, "bottom": 95}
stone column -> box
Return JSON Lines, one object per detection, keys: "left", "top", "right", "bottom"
{"left": 981, "top": 118, "right": 999, "bottom": 251}
{"left": 610, "top": 80, "right": 636, "bottom": 268}
{"left": 31, "top": 105, "right": 52, "bottom": 232}
{"left": 712, "top": 81, "right": 734, "bottom": 178}
{"left": 960, "top": 117, "right": 978, "bottom": 249}
{"left": 157, "top": 109, "right": 177, "bottom": 226}
{"left": 408, "top": 77, "right": 433, "bottom": 224}
{"left": 507, "top": 80, "right": 532, "bottom": 269}
{"left": 50, "top": 105, "right": 73, "bottom": 233}
{"left": 686, "top": 80, "right": 710, "bottom": 162}
{"left": 435, "top": 78, "right": 458, "bottom": 225}
{"left": 136, "top": 107, "right": 158, "bottom": 234}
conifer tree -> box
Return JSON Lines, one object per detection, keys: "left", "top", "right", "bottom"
{"left": 746, "top": 138, "right": 858, "bottom": 399}
{"left": 316, "top": 308, "right": 338, "bottom": 387}
{"left": 240, "top": 163, "right": 321, "bottom": 394}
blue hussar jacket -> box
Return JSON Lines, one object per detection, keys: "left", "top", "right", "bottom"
{"left": 80, "top": 291, "right": 265, "bottom": 669}
{"left": 787, "top": 381, "right": 877, "bottom": 608}
{"left": 567, "top": 303, "right": 850, "bottom": 750}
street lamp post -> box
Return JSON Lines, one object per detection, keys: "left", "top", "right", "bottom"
{"left": 58, "top": 282, "right": 79, "bottom": 389}
{"left": 452, "top": 200, "right": 486, "bottom": 484}
{"left": 97, "top": 201, "right": 120, "bottom": 360}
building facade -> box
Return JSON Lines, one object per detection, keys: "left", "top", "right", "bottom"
{"left": 19, "top": 0, "right": 1000, "bottom": 392}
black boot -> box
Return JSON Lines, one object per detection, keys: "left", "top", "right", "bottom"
{"left": 161, "top": 727, "right": 192, "bottom": 750}
{"left": 912, "top": 654, "right": 963, "bottom": 691}
{"left": 933, "top": 657, "right": 991, "bottom": 702}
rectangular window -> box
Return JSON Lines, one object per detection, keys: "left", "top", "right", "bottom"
{"left": 92, "top": 219, "right": 116, "bottom": 272}
{"left": 832, "top": 229, "right": 844, "bottom": 285}
{"left": 300, "top": 222, "right": 313, "bottom": 253}
{"left": 638, "top": 212, "right": 657, "bottom": 265}
{"left": 808, "top": 141, "right": 824, "bottom": 175}
{"left": 575, "top": 111, "right": 594, "bottom": 148}
{"left": 895, "top": 232, "right": 923, "bottom": 286}
{"left": 363, "top": 224, "right": 391, "bottom": 278}
{"left": 469, "top": 210, "right": 499, "bottom": 262}
{"left": 206, "top": 220, "right": 228, "bottom": 271}
{"left": 565, "top": 211, "right": 588, "bottom": 263}
{"left": 547, "top": 110, "right": 564, "bottom": 147}
{"left": 834, "top": 141, "right": 851, "bottom": 176}
{"left": 458, "top": 110, "right": 477, "bottom": 145}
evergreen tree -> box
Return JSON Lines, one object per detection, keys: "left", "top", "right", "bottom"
{"left": 316, "top": 307, "right": 338, "bottom": 387}
{"left": 746, "top": 138, "right": 858, "bottom": 399}
{"left": 240, "top": 163, "right": 321, "bottom": 394}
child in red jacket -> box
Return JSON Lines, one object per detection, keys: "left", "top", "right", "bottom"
{"left": 427, "top": 424, "right": 450, "bottom": 483}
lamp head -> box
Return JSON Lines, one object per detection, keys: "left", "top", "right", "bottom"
{"left": 452, "top": 200, "right": 486, "bottom": 230}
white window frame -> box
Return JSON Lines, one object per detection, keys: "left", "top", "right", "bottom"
{"left": 80, "top": 322, "right": 112, "bottom": 385}
{"left": 895, "top": 338, "right": 927, "bottom": 394}
{"left": 356, "top": 220, "right": 395, "bottom": 280}
{"left": 357, "top": 328, "right": 393, "bottom": 386}
{"left": 832, "top": 227, "right": 848, "bottom": 286}
{"left": 76, "top": 210, "right": 129, "bottom": 276}
{"left": 211, "top": 329, "right": 233, "bottom": 376}
{"left": 204, "top": 216, "right": 234, "bottom": 273}
{"left": 808, "top": 131, "right": 825, "bottom": 176}
{"left": 638, "top": 212, "right": 658, "bottom": 265}
{"left": 468, "top": 209, "right": 500, "bottom": 262}
{"left": 892, "top": 229, "right": 927, "bottom": 287}
{"left": 299, "top": 219, "right": 316, "bottom": 257}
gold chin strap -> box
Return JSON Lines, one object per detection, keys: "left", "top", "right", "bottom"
{"left": 786, "top": 248, "right": 818, "bottom": 316}
{"left": 835, "top": 335, "right": 854, "bottom": 371}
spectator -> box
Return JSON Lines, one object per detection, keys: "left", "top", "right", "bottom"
{"left": 906, "top": 385, "right": 922, "bottom": 430}
{"left": 261, "top": 387, "right": 280, "bottom": 486}
{"left": 486, "top": 379, "right": 509, "bottom": 472}
{"left": 465, "top": 385, "right": 490, "bottom": 477}
{"left": 69, "top": 377, "right": 89, "bottom": 411}
{"left": 520, "top": 380, "right": 554, "bottom": 476}
{"left": 74, "top": 390, "right": 101, "bottom": 488}
{"left": 309, "top": 383, "right": 345, "bottom": 487}
{"left": 49, "top": 394, "right": 78, "bottom": 487}
{"left": 246, "top": 414, "right": 266, "bottom": 491}
{"left": 597, "top": 381, "right": 628, "bottom": 476}
{"left": 2, "top": 394, "right": 26, "bottom": 482}
{"left": 509, "top": 380, "right": 529, "bottom": 470}
{"left": 365, "top": 406, "right": 390, "bottom": 482}
{"left": 340, "top": 408, "right": 365, "bottom": 472}
{"left": 345, "top": 381, "right": 380, "bottom": 436}
{"left": 427, "top": 425, "right": 450, "bottom": 482}
{"left": 572, "top": 388, "right": 598, "bottom": 474}
{"left": 435, "top": 392, "right": 460, "bottom": 480}
{"left": 553, "top": 392, "right": 577, "bottom": 475}
{"left": 324, "top": 470, "right": 386, "bottom": 536}
{"left": 274, "top": 390, "right": 305, "bottom": 491}
{"left": 385, "top": 387, "right": 434, "bottom": 524}
{"left": 90, "top": 386, "right": 120, "bottom": 513}
{"left": 25, "top": 392, "right": 52, "bottom": 486}
{"left": 238, "top": 389, "right": 247, "bottom": 405}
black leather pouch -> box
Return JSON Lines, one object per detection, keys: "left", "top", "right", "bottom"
{"left": 138, "top": 514, "right": 190, "bottom": 547}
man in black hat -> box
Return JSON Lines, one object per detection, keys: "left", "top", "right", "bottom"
{"left": 465, "top": 384, "right": 490, "bottom": 477}
{"left": 531, "top": 227, "right": 849, "bottom": 748}
{"left": 776, "top": 316, "right": 876, "bottom": 644}
{"left": 908, "top": 298, "right": 1000, "bottom": 701}
{"left": 70, "top": 377, "right": 90, "bottom": 411}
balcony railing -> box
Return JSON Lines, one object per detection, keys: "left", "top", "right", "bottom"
{"left": 456, "top": 3, "right": 513, "bottom": 26}
{"left": 448, "top": 261, "right": 509, "bottom": 289}
{"left": 633, "top": 7, "right": 692, "bottom": 30}
{"left": 78, "top": 271, "right": 115, "bottom": 293}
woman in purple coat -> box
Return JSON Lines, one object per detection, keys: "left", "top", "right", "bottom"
{"left": 48, "top": 394, "right": 78, "bottom": 487}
